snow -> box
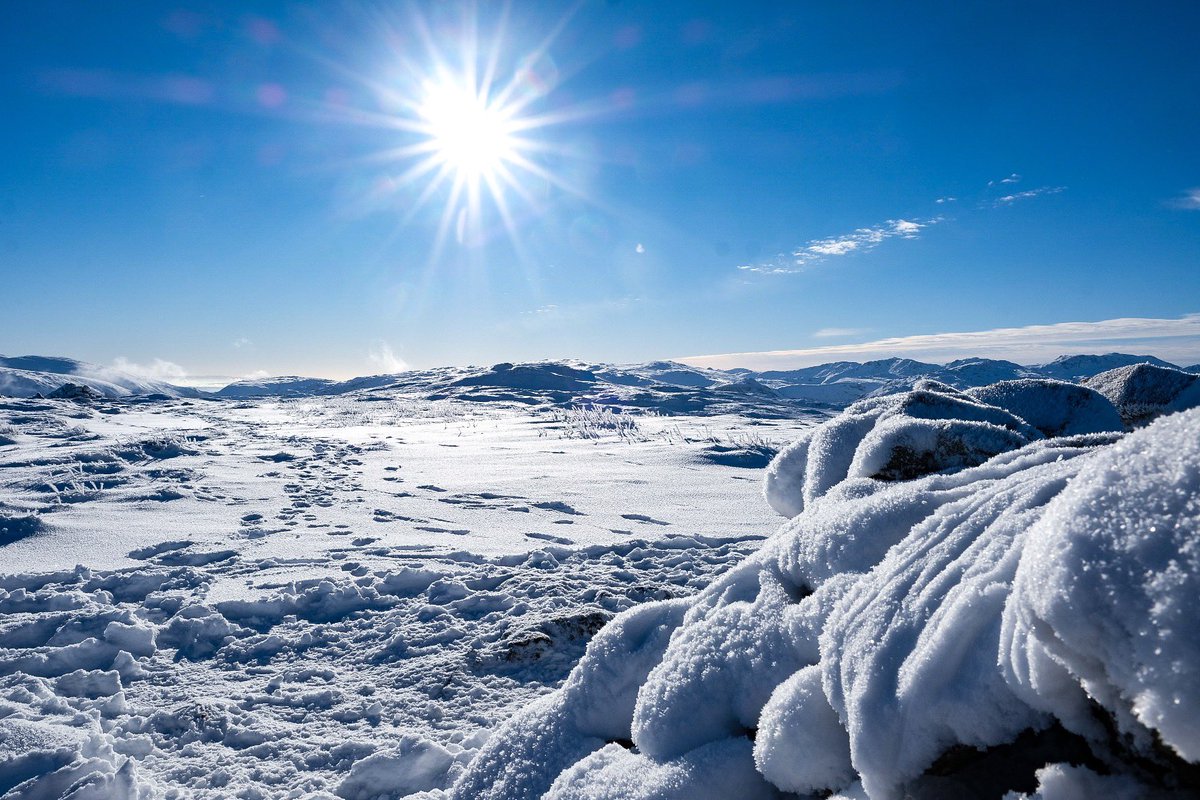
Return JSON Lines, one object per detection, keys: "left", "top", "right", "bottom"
{"left": 0, "top": 356, "right": 201, "bottom": 400}
{"left": 2, "top": 360, "right": 1199, "bottom": 798}
{"left": 456, "top": 385, "right": 1200, "bottom": 799}
{"left": 1083, "top": 362, "right": 1200, "bottom": 427}
{"left": 0, "top": 387, "right": 804, "bottom": 798}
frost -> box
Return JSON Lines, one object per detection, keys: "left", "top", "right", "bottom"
{"left": 460, "top": 394, "right": 1200, "bottom": 799}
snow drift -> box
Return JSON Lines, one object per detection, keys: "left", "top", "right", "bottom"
{"left": 456, "top": 383, "right": 1200, "bottom": 799}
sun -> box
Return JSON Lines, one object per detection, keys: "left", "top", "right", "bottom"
{"left": 330, "top": 4, "right": 599, "bottom": 255}
{"left": 418, "top": 80, "right": 517, "bottom": 180}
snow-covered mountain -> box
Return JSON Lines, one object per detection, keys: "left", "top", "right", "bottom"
{"left": 4, "top": 353, "right": 1196, "bottom": 416}
{"left": 0, "top": 355, "right": 204, "bottom": 398}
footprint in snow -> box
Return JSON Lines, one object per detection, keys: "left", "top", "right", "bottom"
{"left": 621, "top": 513, "right": 670, "bottom": 525}
{"left": 533, "top": 501, "right": 583, "bottom": 516}
{"left": 128, "top": 540, "right": 193, "bottom": 559}
{"left": 526, "top": 532, "right": 573, "bottom": 545}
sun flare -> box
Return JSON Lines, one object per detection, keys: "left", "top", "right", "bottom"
{"left": 335, "top": 4, "right": 596, "bottom": 254}
{"left": 418, "top": 81, "right": 517, "bottom": 179}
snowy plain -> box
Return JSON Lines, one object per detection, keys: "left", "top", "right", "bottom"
{"left": 1, "top": 355, "right": 1199, "bottom": 799}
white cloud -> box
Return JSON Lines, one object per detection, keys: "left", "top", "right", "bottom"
{"left": 739, "top": 217, "right": 938, "bottom": 274}
{"left": 232, "top": 337, "right": 252, "bottom": 349}
{"left": 987, "top": 173, "right": 1021, "bottom": 186}
{"left": 813, "top": 327, "right": 871, "bottom": 339}
{"left": 635, "top": 243, "right": 645, "bottom": 254}
{"left": 111, "top": 357, "right": 189, "bottom": 382}
{"left": 367, "top": 342, "right": 408, "bottom": 373}
{"left": 678, "top": 314, "right": 1200, "bottom": 371}
{"left": 1170, "top": 188, "right": 1200, "bottom": 210}
{"left": 935, "top": 196, "right": 956, "bottom": 204}
{"left": 995, "top": 186, "right": 1065, "bottom": 205}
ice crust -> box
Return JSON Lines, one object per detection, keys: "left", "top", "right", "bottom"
{"left": 457, "top": 388, "right": 1200, "bottom": 799}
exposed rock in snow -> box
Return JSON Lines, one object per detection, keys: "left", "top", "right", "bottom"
{"left": 47, "top": 383, "right": 101, "bottom": 402}
{"left": 1083, "top": 363, "right": 1200, "bottom": 427}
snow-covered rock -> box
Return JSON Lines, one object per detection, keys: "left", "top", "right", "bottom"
{"left": 1083, "top": 363, "right": 1200, "bottom": 427}
{"left": 456, "top": 391, "right": 1200, "bottom": 799}
{"left": 966, "top": 379, "right": 1123, "bottom": 437}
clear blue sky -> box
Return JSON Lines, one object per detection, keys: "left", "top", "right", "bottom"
{"left": 2, "top": 1, "right": 1199, "bottom": 382}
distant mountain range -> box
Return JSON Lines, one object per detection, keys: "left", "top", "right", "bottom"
{"left": 2, "top": 353, "right": 1198, "bottom": 415}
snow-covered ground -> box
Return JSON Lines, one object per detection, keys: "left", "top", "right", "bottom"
{"left": 2, "top": 359, "right": 1198, "bottom": 799}
{"left": 0, "top": 391, "right": 815, "bottom": 798}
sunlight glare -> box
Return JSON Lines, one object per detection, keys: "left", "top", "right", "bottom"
{"left": 419, "top": 81, "right": 516, "bottom": 179}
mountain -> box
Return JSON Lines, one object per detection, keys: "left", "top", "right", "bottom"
{"left": 0, "top": 355, "right": 204, "bottom": 399}
{"left": 1035, "top": 352, "right": 1180, "bottom": 381}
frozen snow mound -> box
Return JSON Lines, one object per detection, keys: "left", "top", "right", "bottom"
{"left": 966, "top": 379, "right": 1124, "bottom": 437}
{"left": 455, "top": 395, "right": 1200, "bottom": 799}
{"left": 763, "top": 380, "right": 1041, "bottom": 518}
{"left": 1083, "top": 362, "right": 1200, "bottom": 427}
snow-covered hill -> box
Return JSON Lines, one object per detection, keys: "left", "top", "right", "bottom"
{"left": 198, "top": 353, "right": 1195, "bottom": 415}
{"left": 0, "top": 355, "right": 204, "bottom": 399}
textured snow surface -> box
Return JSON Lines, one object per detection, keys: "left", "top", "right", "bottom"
{"left": 3, "top": 376, "right": 1199, "bottom": 798}
{"left": 459, "top": 395, "right": 1200, "bottom": 799}
{"left": 0, "top": 393, "right": 796, "bottom": 798}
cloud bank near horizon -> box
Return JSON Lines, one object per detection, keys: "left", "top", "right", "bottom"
{"left": 677, "top": 314, "right": 1200, "bottom": 371}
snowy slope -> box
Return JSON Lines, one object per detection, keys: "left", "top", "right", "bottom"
{"left": 1036, "top": 352, "right": 1181, "bottom": 381}
{"left": 0, "top": 355, "right": 203, "bottom": 399}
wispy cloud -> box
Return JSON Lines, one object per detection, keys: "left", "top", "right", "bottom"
{"left": 1169, "top": 187, "right": 1200, "bottom": 210}
{"left": 935, "top": 196, "right": 956, "bottom": 204}
{"left": 367, "top": 342, "right": 408, "bottom": 373}
{"left": 111, "top": 357, "right": 189, "bottom": 382}
{"left": 678, "top": 314, "right": 1200, "bottom": 371}
{"left": 994, "top": 186, "right": 1065, "bottom": 206}
{"left": 232, "top": 337, "right": 252, "bottom": 349}
{"left": 988, "top": 173, "right": 1022, "bottom": 186}
{"left": 812, "top": 327, "right": 871, "bottom": 339}
{"left": 739, "top": 218, "right": 938, "bottom": 274}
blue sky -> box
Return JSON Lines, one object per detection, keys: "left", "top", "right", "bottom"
{"left": 2, "top": 1, "right": 1199, "bottom": 383}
